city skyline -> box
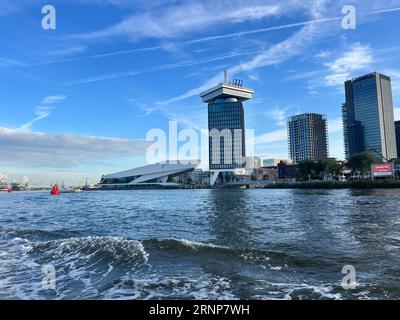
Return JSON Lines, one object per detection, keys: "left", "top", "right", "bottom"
{"left": 1, "top": 1, "right": 400, "bottom": 185}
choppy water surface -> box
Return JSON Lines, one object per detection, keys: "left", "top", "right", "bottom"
{"left": 1, "top": 189, "right": 400, "bottom": 300}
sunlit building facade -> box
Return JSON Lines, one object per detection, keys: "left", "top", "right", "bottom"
{"left": 343, "top": 72, "right": 397, "bottom": 160}
{"left": 200, "top": 75, "right": 254, "bottom": 185}
{"left": 207, "top": 98, "right": 246, "bottom": 170}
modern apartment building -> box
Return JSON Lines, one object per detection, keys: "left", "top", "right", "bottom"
{"left": 288, "top": 113, "right": 329, "bottom": 163}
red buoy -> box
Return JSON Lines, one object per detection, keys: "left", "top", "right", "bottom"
{"left": 7, "top": 188, "right": 13, "bottom": 193}
{"left": 51, "top": 184, "right": 60, "bottom": 196}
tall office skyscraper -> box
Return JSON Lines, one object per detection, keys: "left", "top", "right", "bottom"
{"left": 200, "top": 73, "right": 253, "bottom": 184}
{"left": 288, "top": 113, "right": 329, "bottom": 163}
{"left": 395, "top": 120, "right": 400, "bottom": 159}
{"left": 342, "top": 72, "right": 397, "bottom": 160}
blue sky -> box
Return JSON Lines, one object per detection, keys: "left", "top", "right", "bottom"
{"left": 1, "top": 0, "right": 400, "bottom": 185}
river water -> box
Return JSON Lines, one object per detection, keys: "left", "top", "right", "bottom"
{"left": 0, "top": 189, "right": 399, "bottom": 300}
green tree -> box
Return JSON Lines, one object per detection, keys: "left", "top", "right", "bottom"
{"left": 296, "top": 160, "right": 317, "bottom": 181}
{"left": 318, "top": 158, "right": 342, "bottom": 180}
{"left": 296, "top": 158, "right": 343, "bottom": 181}
{"left": 347, "top": 152, "right": 380, "bottom": 177}
{"left": 313, "top": 160, "right": 325, "bottom": 179}
{"left": 389, "top": 158, "right": 400, "bottom": 165}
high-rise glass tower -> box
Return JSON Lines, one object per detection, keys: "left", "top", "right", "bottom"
{"left": 207, "top": 98, "right": 246, "bottom": 170}
{"left": 200, "top": 74, "right": 253, "bottom": 184}
{"left": 288, "top": 113, "right": 329, "bottom": 163}
{"left": 342, "top": 72, "right": 397, "bottom": 160}
{"left": 395, "top": 121, "right": 400, "bottom": 159}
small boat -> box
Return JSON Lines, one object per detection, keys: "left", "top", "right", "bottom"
{"left": 7, "top": 188, "right": 13, "bottom": 193}
{"left": 59, "top": 187, "right": 83, "bottom": 194}
{"left": 51, "top": 186, "right": 84, "bottom": 194}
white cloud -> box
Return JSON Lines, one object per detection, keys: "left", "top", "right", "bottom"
{"left": 254, "top": 142, "right": 289, "bottom": 160}
{"left": 0, "top": 57, "right": 22, "bottom": 67}
{"left": 229, "top": 23, "right": 324, "bottom": 73}
{"left": 264, "top": 107, "right": 289, "bottom": 127}
{"left": 247, "top": 73, "right": 260, "bottom": 82}
{"left": 76, "top": 0, "right": 167, "bottom": 9}
{"left": 394, "top": 108, "right": 400, "bottom": 121}
{"left": 0, "top": 127, "right": 148, "bottom": 168}
{"left": 5, "top": 1, "right": 394, "bottom": 70}
{"left": 287, "top": 43, "right": 374, "bottom": 93}
{"left": 21, "top": 175, "right": 29, "bottom": 184}
{"left": 154, "top": 0, "right": 334, "bottom": 108}
{"left": 314, "top": 50, "right": 333, "bottom": 59}
{"left": 0, "top": 0, "right": 161, "bottom": 16}
{"left": 18, "top": 95, "right": 66, "bottom": 131}
{"left": 0, "top": 172, "right": 8, "bottom": 180}
{"left": 47, "top": 45, "right": 87, "bottom": 57}
{"left": 83, "top": 0, "right": 399, "bottom": 44}
{"left": 254, "top": 129, "right": 287, "bottom": 145}
{"left": 328, "top": 117, "right": 343, "bottom": 134}
{"left": 329, "top": 136, "right": 345, "bottom": 160}
{"left": 67, "top": 50, "right": 258, "bottom": 85}
{"left": 324, "top": 43, "right": 374, "bottom": 86}
{"left": 43, "top": 15, "right": 338, "bottom": 68}
{"left": 285, "top": 70, "right": 323, "bottom": 81}
{"left": 41, "top": 95, "right": 66, "bottom": 105}
{"left": 77, "top": 1, "right": 282, "bottom": 40}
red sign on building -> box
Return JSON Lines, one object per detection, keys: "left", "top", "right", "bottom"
{"left": 372, "top": 164, "right": 393, "bottom": 177}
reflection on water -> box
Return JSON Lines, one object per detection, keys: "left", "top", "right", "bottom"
{"left": 207, "top": 189, "right": 256, "bottom": 248}
{"left": 0, "top": 188, "right": 400, "bottom": 300}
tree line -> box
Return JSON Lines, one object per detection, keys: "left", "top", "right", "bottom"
{"left": 296, "top": 152, "right": 400, "bottom": 181}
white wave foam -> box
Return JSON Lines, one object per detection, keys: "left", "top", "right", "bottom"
{"left": 251, "top": 280, "right": 343, "bottom": 300}
{"left": 29, "top": 236, "right": 149, "bottom": 265}
{"left": 0, "top": 236, "right": 150, "bottom": 299}
{"left": 166, "top": 238, "right": 231, "bottom": 250}
{"left": 102, "top": 274, "right": 237, "bottom": 300}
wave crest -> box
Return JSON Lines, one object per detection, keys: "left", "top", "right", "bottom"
{"left": 29, "top": 236, "right": 149, "bottom": 267}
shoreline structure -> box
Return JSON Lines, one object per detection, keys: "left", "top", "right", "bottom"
{"left": 94, "top": 180, "right": 400, "bottom": 190}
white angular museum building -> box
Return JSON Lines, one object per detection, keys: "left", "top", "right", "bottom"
{"left": 99, "top": 161, "right": 200, "bottom": 188}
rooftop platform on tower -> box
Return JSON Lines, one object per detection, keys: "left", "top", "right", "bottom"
{"left": 200, "top": 79, "right": 254, "bottom": 104}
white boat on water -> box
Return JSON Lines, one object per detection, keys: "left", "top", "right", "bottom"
{"left": 59, "top": 188, "right": 84, "bottom": 194}
{"left": 57, "top": 182, "right": 84, "bottom": 193}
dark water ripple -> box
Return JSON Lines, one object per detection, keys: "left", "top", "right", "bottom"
{"left": 1, "top": 189, "right": 400, "bottom": 300}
